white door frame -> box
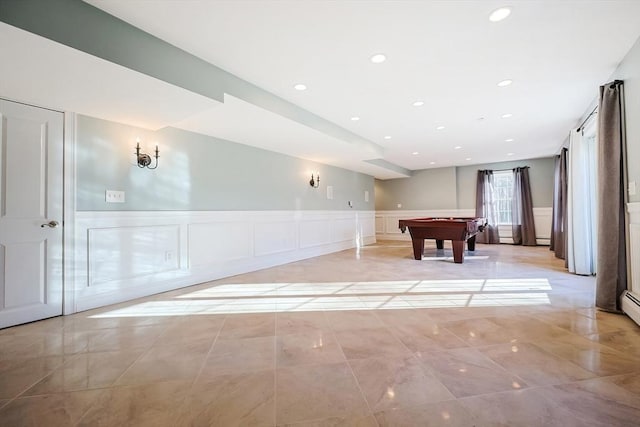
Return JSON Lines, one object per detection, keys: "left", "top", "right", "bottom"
{"left": 63, "top": 111, "right": 77, "bottom": 315}
{"left": 1, "top": 97, "right": 77, "bottom": 317}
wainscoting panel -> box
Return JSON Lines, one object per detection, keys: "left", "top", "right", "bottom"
{"left": 254, "top": 221, "right": 297, "bottom": 257}
{"left": 88, "top": 225, "right": 180, "bottom": 286}
{"left": 188, "top": 222, "right": 253, "bottom": 267}
{"left": 299, "top": 219, "right": 333, "bottom": 249}
{"left": 375, "top": 216, "right": 384, "bottom": 234}
{"left": 333, "top": 218, "right": 357, "bottom": 243}
{"left": 360, "top": 216, "right": 376, "bottom": 238}
{"left": 628, "top": 203, "right": 640, "bottom": 295}
{"left": 71, "top": 210, "right": 375, "bottom": 312}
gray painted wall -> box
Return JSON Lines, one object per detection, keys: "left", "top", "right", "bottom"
{"left": 609, "top": 36, "right": 640, "bottom": 203}
{"left": 374, "top": 168, "right": 457, "bottom": 211}
{"left": 375, "top": 157, "right": 555, "bottom": 211}
{"left": 77, "top": 115, "right": 374, "bottom": 211}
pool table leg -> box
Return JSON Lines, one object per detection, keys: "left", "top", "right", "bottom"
{"left": 452, "top": 240, "right": 464, "bottom": 263}
{"left": 411, "top": 238, "right": 424, "bottom": 260}
{"left": 467, "top": 236, "right": 476, "bottom": 252}
{"left": 436, "top": 239, "right": 444, "bottom": 249}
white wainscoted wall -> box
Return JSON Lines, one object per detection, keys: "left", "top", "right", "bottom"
{"left": 68, "top": 210, "right": 375, "bottom": 313}
{"left": 627, "top": 203, "right": 640, "bottom": 296}
{"left": 375, "top": 208, "right": 552, "bottom": 246}
{"left": 622, "top": 203, "right": 640, "bottom": 325}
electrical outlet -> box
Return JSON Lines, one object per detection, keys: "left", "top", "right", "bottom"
{"left": 397, "top": 203, "right": 402, "bottom": 208}
{"left": 165, "top": 251, "right": 174, "bottom": 262}
{"left": 106, "top": 190, "right": 125, "bottom": 203}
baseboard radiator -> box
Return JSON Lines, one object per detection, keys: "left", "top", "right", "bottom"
{"left": 621, "top": 291, "right": 640, "bottom": 326}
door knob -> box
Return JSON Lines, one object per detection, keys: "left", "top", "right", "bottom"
{"left": 41, "top": 220, "right": 59, "bottom": 228}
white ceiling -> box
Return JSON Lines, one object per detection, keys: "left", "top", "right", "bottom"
{"left": 5, "top": 1, "right": 640, "bottom": 179}
{"left": 0, "top": 23, "right": 221, "bottom": 130}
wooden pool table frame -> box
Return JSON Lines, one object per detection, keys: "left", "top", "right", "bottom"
{"left": 398, "top": 217, "right": 487, "bottom": 263}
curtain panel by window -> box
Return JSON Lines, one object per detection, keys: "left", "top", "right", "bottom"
{"left": 550, "top": 149, "right": 568, "bottom": 261}
{"left": 567, "top": 127, "right": 598, "bottom": 275}
{"left": 475, "top": 170, "right": 500, "bottom": 244}
{"left": 596, "top": 80, "right": 627, "bottom": 312}
{"left": 512, "top": 167, "right": 537, "bottom": 246}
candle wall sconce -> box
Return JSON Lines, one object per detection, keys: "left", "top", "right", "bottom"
{"left": 309, "top": 173, "right": 320, "bottom": 188}
{"left": 135, "top": 138, "right": 159, "bottom": 169}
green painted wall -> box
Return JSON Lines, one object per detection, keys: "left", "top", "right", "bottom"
{"left": 76, "top": 115, "right": 374, "bottom": 211}
{"left": 374, "top": 167, "right": 457, "bottom": 211}
{"left": 456, "top": 158, "right": 555, "bottom": 209}
{"left": 375, "top": 157, "right": 555, "bottom": 211}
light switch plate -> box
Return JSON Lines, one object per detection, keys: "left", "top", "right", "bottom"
{"left": 364, "top": 190, "right": 369, "bottom": 202}
{"left": 327, "top": 186, "right": 334, "bottom": 200}
{"left": 629, "top": 181, "right": 637, "bottom": 196}
{"left": 106, "top": 190, "right": 125, "bottom": 203}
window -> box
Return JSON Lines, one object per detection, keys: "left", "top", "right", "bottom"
{"left": 493, "top": 171, "right": 514, "bottom": 225}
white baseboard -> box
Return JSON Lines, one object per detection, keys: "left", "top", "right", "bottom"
{"left": 622, "top": 290, "right": 640, "bottom": 327}
{"left": 70, "top": 210, "right": 375, "bottom": 313}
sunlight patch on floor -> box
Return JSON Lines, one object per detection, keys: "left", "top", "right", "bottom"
{"left": 90, "top": 278, "right": 554, "bottom": 318}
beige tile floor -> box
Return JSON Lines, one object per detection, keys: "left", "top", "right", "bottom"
{"left": 1, "top": 241, "right": 640, "bottom": 426}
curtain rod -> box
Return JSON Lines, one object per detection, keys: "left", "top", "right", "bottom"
{"left": 480, "top": 166, "right": 529, "bottom": 172}
{"left": 577, "top": 106, "right": 597, "bottom": 132}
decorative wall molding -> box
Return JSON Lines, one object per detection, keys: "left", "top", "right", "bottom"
{"left": 628, "top": 202, "right": 640, "bottom": 295}
{"left": 375, "top": 207, "right": 552, "bottom": 246}
{"left": 70, "top": 210, "right": 375, "bottom": 312}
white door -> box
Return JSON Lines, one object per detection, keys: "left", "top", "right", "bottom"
{"left": 0, "top": 99, "right": 64, "bottom": 329}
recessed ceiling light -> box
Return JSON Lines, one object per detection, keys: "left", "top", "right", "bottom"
{"left": 436, "top": 126, "right": 445, "bottom": 130}
{"left": 294, "top": 83, "right": 307, "bottom": 91}
{"left": 454, "top": 146, "right": 462, "bottom": 150}
{"left": 501, "top": 113, "right": 513, "bottom": 119}
{"left": 413, "top": 101, "right": 425, "bottom": 107}
{"left": 351, "top": 116, "right": 360, "bottom": 121}
{"left": 507, "top": 153, "right": 514, "bottom": 156}
{"left": 370, "top": 53, "right": 387, "bottom": 63}
{"left": 466, "top": 158, "right": 472, "bottom": 161}
{"left": 384, "top": 135, "right": 392, "bottom": 140}
{"left": 497, "top": 79, "right": 513, "bottom": 87}
{"left": 489, "top": 7, "right": 511, "bottom": 22}
{"left": 430, "top": 161, "right": 436, "bottom": 165}
{"left": 505, "top": 138, "right": 514, "bottom": 142}
{"left": 412, "top": 151, "right": 419, "bottom": 155}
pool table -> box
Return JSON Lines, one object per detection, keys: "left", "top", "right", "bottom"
{"left": 398, "top": 217, "right": 487, "bottom": 263}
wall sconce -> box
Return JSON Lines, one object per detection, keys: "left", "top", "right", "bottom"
{"left": 309, "top": 173, "right": 320, "bottom": 188}
{"left": 135, "top": 138, "right": 159, "bottom": 169}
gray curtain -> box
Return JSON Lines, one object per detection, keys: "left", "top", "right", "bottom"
{"left": 512, "top": 167, "right": 537, "bottom": 246}
{"left": 550, "top": 148, "right": 568, "bottom": 260}
{"left": 475, "top": 170, "right": 500, "bottom": 244}
{"left": 596, "top": 80, "right": 627, "bottom": 312}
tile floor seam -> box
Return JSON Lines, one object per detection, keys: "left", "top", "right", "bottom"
{"left": 343, "top": 357, "right": 381, "bottom": 427}
{"left": 191, "top": 315, "right": 228, "bottom": 386}
{"left": 4, "top": 355, "right": 71, "bottom": 401}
